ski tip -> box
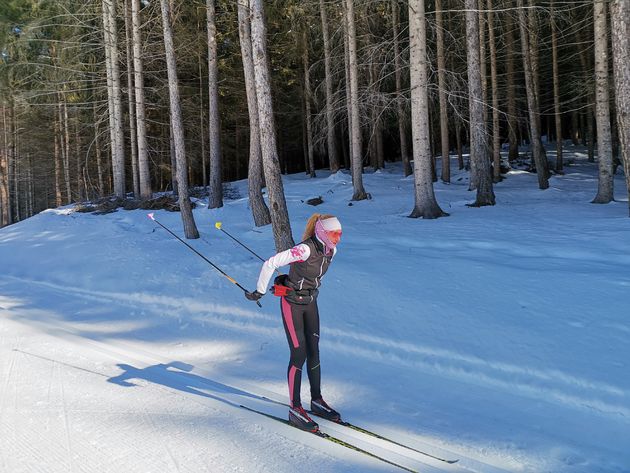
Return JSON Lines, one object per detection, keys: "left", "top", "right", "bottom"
{"left": 147, "top": 213, "right": 155, "bottom": 220}
{"left": 215, "top": 221, "right": 222, "bottom": 230}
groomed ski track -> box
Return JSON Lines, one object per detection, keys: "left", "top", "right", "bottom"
{"left": 0, "top": 276, "right": 509, "bottom": 473}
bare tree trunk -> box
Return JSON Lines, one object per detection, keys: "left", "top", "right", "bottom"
{"left": 74, "top": 119, "right": 83, "bottom": 201}
{"left": 571, "top": 110, "right": 580, "bottom": 145}
{"left": 93, "top": 101, "right": 105, "bottom": 198}
{"left": 169, "top": 123, "right": 178, "bottom": 194}
{"left": 130, "top": 0, "right": 151, "bottom": 200}
{"left": 466, "top": 0, "right": 496, "bottom": 205}
{"left": 26, "top": 153, "right": 33, "bottom": 217}
{"left": 124, "top": 0, "right": 139, "bottom": 199}
{"left": 487, "top": 0, "right": 501, "bottom": 182}
{"left": 6, "top": 101, "right": 15, "bottom": 224}
{"left": 505, "top": 5, "right": 519, "bottom": 162}
{"left": 302, "top": 29, "right": 316, "bottom": 178}
{"left": 436, "top": 0, "right": 450, "bottom": 183}
{"left": 13, "top": 135, "right": 19, "bottom": 222}
{"left": 319, "top": 0, "right": 339, "bottom": 172}
{"left": 345, "top": 0, "right": 369, "bottom": 201}
{"left": 249, "top": 0, "right": 294, "bottom": 251}
{"left": 0, "top": 105, "right": 9, "bottom": 226}
{"left": 103, "top": 0, "right": 126, "bottom": 198}
{"left": 517, "top": 0, "right": 549, "bottom": 189}
{"left": 368, "top": 63, "right": 380, "bottom": 170}
{"left": 456, "top": 120, "right": 464, "bottom": 169}
{"left": 610, "top": 0, "right": 630, "bottom": 215}
{"left": 159, "top": 0, "right": 199, "bottom": 239}
{"left": 198, "top": 53, "right": 207, "bottom": 187}
{"left": 576, "top": 25, "right": 596, "bottom": 163}
{"left": 408, "top": 0, "right": 447, "bottom": 218}
{"left": 392, "top": 0, "right": 411, "bottom": 177}
{"left": 237, "top": 0, "right": 270, "bottom": 227}
{"left": 343, "top": 1, "right": 353, "bottom": 171}
{"left": 592, "top": 0, "right": 614, "bottom": 203}
{"left": 376, "top": 114, "right": 385, "bottom": 169}
{"left": 53, "top": 111, "right": 63, "bottom": 206}
{"left": 61, "top": 93, "right": 72, "bottom": 203}
{"left": 551, "top": 0, "right": 563, "bottom": 172}
{"left": 478, "top": 0, "right": 488, "bottom": 128}
{"left": 207, "top": 0, "right": 223, "bottom": 208}
{"left": 528, "top": 0, "right": 541, "bottom": 134}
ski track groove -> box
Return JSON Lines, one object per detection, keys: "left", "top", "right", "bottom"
{"left": 0, "top": 335, "right": 19, "bottom": 471}
{"left": 58, "top": 360, "right": 77, "bottom": 473}
{"left": 142, "top": 403, "right": 182, "bottom": 473}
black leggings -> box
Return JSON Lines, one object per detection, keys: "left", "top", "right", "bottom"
{"left": 280, "top": 296, "right": 321, "bottom": 407}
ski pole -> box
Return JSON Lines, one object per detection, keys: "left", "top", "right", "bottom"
{"left": 148, "top": 213, "right": 261, "bottom": 307}
{"left": 214, "top": 221, "right": 265, "bottom": 262}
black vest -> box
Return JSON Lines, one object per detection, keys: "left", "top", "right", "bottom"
{"left": 286, "top": 237, "right": 333, "bottom": 304}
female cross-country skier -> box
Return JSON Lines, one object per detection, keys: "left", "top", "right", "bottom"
{"left": 245, "top": 213, "right": 342, "bottom": 432}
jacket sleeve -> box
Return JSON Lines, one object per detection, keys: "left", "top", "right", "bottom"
{"left": 256, "top": 243, "right": 311, "bottom": 294}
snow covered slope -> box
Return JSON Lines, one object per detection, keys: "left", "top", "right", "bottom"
{"left": 1, "top": 148, "right": 629, "bottom": 472}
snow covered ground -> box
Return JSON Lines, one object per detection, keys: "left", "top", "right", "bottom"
{"left": 1, "top": 146, "right": 629, "bottom": 473}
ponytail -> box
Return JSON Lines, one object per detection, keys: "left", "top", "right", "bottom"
{"left": 302, "top": 213, "right": 335, "bottom": 241}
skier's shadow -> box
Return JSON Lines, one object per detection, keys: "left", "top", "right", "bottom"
{"left": 107, "top": 361, "right": 261, "bottom": 406}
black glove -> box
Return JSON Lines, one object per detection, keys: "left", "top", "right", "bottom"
{"left": 245, "top": 290, "right": 263, "bottom": 302}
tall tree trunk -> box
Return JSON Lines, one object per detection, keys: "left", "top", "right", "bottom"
{"left": 487, "top": 0, "right": 501, "bottom": 182}
{"left": 528, "top": 0, "right": 541, "bottom": 135}
{"left": 74, "top": 118, "right": 83, "bottom": 201}
{"left": 319, "top": 0, "right": 339, "bottom": 172}
{"left": 517, "top": 0, "right": 549, "bottom": 189}
{"left": 103, "top": 0, "right": 126, "bottom": 198}
{"left": 551, "top": 0, "right": 563, "bottom": 172}
{"left": 7, "top": 101, "right": 15, "bottom": 224}
{"left": 0, "top": 105, "right": 9, "bottom": 226}
{"left": 93, "top": 101, "right": 105, "bottom": 198}
{"left": 408, "top": 0, "right": 447, "bottom": 218}
{"left": 345, "top": 0, "right": 369, "bottom": 201}
{"left": 131, "top": 0, "right": 151, "bottom": 200}
{"left": 392, "top": 0, "right": 411, "bottom": 177}
{"left": 26, "top": 153, "right": 33, "bottom": 217}
{"left": 436, "top": 0, "right": 450, "bottom": 183}
{"left": 478, "top": 0, "right": 488, "bottom": 128}
{"left": 466, "top": 0, "right": 496, "bottom": 205}
{"left": 237, "top": 0, "right": 270, "bottom": 227}
{"left": 302, "top": 29, "right": 316, "bottom": 178}
{"left": 198, "top": 53, "right": 207, "bottom": 187}
{"left": 610, "top": 0, "right": 630, "bottom": 215}
{"left": 249, "top": 0, "right": 294, "bottom": 251}
{"left": 343, "top": 0, "right": 353, "bottom": 171}
{"left": 576, "top": 24, "right": 596, "bottom": 162}
{"left": 53, "top": 111, "right": 63, "bottom": 206}
{"left": 368, "top": 63, "right": 380, "bottom": 170}
{"left": 456, "top": 119, "right": 464, "bottom": 169}
{"left": 159, "top": 0, "right": 199, "bottom": 239}
{"left": 505, "top": 5, "right": 519, "bottom": 162}
{"left": 124, "top": 0, "right": 139, "bottom": 199}
{"left": 592, "top": 0, "right": 614, "bottom": 203}
{"left": 11, "top": 106, "right": 19, "bottom": 222}
{"left": 207, "top": 0, "right": 223, "bottom": 208}
{"left": 61, "top": 93, "right": 72, "bottom": 203}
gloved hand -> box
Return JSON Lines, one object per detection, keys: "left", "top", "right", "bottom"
{"left": 245, "top": 290, "right": 263, "bottom": 302}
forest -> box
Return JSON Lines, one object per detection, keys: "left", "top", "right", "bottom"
{"left": 0, "top": 0, "right": 629, "bottom": 248}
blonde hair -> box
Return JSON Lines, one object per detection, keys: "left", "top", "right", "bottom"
{"left": 302, "top": 213, "right": 335, "bottom": 241}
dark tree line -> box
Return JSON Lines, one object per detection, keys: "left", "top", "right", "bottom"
{"left": 1, "top": 1, "right": 629, "bottom": 242}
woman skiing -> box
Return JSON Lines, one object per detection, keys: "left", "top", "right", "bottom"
{"left": 245, "top": 213, "right": 342, "bottom": 432}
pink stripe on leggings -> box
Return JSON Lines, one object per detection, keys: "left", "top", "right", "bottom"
{"left": 288, "top": 365, "right": 298, "bottom": 403}
{"left": 282, "top": 297, "right": 299, "bottom": 348}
